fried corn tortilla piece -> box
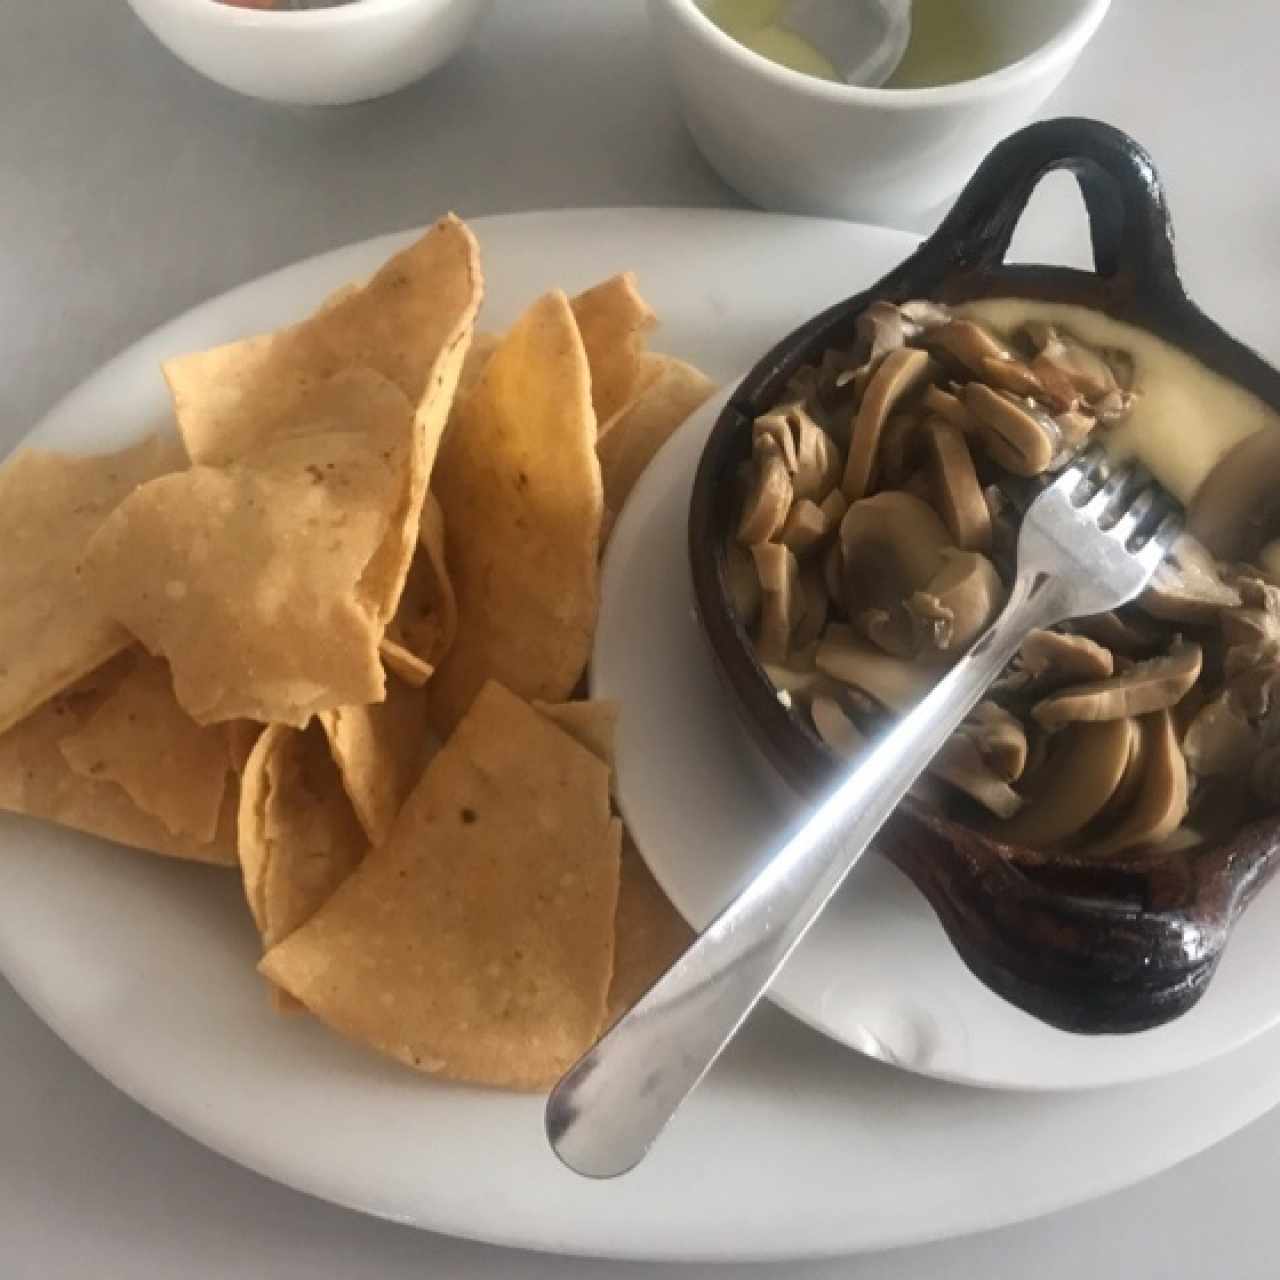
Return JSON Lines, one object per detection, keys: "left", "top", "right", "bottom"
{"left": 318, "top": 674, "right": 434, "bottom": 848}
{"left": 238, "top": 722, "right": 368, "bottom": 950}
{"left": 428, "top": 291, "right": 603, "bottom": 734}
{"left": 84, "top": 369, "right": 414, "bottom": 727}
{"left": 532, "top": 698, "right": 619, "bottom": 771}
{"left": 260, "top": 681, "right": 621, "bottom": 1091}
{"left": 0, "top": 655, "right": 238, "bottom": 866}
{"left": 607, "top": 832, "right": 694, "bottom": 1025}
{"left": 224, "top": 720, "right": 262, "bottom": 776}
{"left": 164, "top": 216, "right": 482, "bottom": 626}
{"left": 0, "top": 433, "right": 186, "bottom": 737}
{"left": 570, "top": 273, "right": 658, "bottom": 426}
{"left": 60, "top": 651, "right": 232, "bottom": 843}
{"left": 597, "top": 353, "right": 716, "bottom": 516}
{"left": 166, "top": 215, "right": 483, "bottom": 468}
{"left": 460, "top": 276, "right": 657, "bottom": 430}
{"left": 456, "top": 330, "right": 501, "bottom": 402}
{"left": 378, "top": 492, "right": 456, "bottom": 688}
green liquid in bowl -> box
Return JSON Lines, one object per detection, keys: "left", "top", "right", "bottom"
{"left": 704, "top": 0, "right": 1007, "bottom": 88}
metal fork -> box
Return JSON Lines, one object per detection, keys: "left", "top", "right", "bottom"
{"left": 546, "top": 448, "right": 1182, "bottom": 1179}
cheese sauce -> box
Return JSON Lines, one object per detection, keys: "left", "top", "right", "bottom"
{"left": 958, "top": 298, "right": 1280, "bottom": 506}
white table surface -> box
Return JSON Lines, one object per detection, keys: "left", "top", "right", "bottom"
{"left": 4, "top": 2, "right": 1280, "bottom": 1276}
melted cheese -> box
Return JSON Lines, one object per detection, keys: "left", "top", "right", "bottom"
{"left": 958, "top": 298, "right": 1280, "bottom": 506}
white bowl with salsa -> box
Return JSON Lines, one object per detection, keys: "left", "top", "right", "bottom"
{"left": 126, "top": 0, "right": 493, "bottom": 107}
{"left": 648, "top": 0, "right": 1111, "bottom": 223}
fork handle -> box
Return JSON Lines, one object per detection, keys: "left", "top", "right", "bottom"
{"left": 546, "top": 573, "right": 1069, "bottom": 1178}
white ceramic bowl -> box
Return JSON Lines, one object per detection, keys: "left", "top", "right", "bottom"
{"left": 648, "top": 0, "right": 1111, "bottom": 224}
{"left": 126, "top": 0, "right": 493, "bottom": 107}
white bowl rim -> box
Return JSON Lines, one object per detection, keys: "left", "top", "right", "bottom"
{"left": 654, "top": 0, "right": 1112, "bottom": 107}
{"left": 140, "top": 0, "right": 468, "bottom": 31}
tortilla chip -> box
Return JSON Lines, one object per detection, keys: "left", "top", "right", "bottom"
{"left": 165, "top": 218, "right": 481, "bottom": 628}
{"left": 378, "top": 639, "right": 432, "bottom": 688}
{"left": 84, "top": 369, "right": 414, "bottom": 727}
{"left": 0, "top": 434, "right": 185, "bottom": 737}
{"left": 0, "top": 656, "right": 237, "bottom": 866}
{"left": 261, "top": 681, "right": 621, "bottom": 1090}
{"left": 165, "top": 216, "right": 483, "bottom": 468}
{"left": 570, "top": 274, "right": 658, "bottom": 426}
{"left": 60, "top": 652, "right": 231, "bottom": 843}
{"left": 597, "top": 354, "right": 716, "bottom": 514}
{"left": 456, "top": 330, "right": 500, "bottom": 402}
{"left": 318, "top": 675, "right": 433, "bottom": 848}
{"left": 533, "top": 699, "right": 618, "bottom": 769}
{"left": 428, "top": 291, "right": 603, "bottom": 734}
{"left": 378, "top": 491, "right": 455, "bottom": 686}
{"left": 225, "top": 721, "right": 262, "bottom": 776}
{"left": 238, "top": 721, "right": 368, "bottom": 950}
{"left": 607, "top": 833, "right": 694, "bottom": 1024}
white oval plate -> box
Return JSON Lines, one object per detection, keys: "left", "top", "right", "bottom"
{"left": 4, "top": 210, "right": 1280, "bottom": 1262}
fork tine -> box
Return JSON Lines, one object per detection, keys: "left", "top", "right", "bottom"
{"left": 1137, "top": 507, "right": 1184, "bottom": 571}
{"left": 1107, "top": 485, "right": 1160, "bottom": 545}
{"left": 1081, "top": 464, "right": 1140, "bottom": 522}
{"left": 1050, "top": 445, "right": 1106, "bottom": 501}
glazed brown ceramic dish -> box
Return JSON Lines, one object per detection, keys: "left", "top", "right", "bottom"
{"left": 688, "top": 118, "right": 1280, "bottom": 1034}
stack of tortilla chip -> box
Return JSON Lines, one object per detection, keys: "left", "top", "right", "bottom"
{"left": 0, "top": 217, "right": 712, "bottom": 1090}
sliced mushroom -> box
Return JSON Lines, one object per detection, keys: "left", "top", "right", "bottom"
{"left": 898, "top": 299, "right": 953, "bottom": 331}
{"left": 751, "top": 542, "right": 800, "bottom": 663}
{"left": 819, "top": 487, "right": 847, "bottom": 527}
{"left": 1094, "top": 388, "right": 1136, "bottom": 425}
{"left": 1024, "top": 323, "right": 1126, "bottom": 403}
{"left": 963, "top": 383, "right": 1060, "bottom": 477}
{"left": 725, "top": 541, "right": 761, "bottom": 627}
{"left": 752, "top": 412, "right": 798, "bottom": 473}
{"left": 1221, "top": 576, "right": 1280, "bottom": 652}
{"left": 762, "top": 651, "right": 840, "bottom": 698}
{"left": 839, "top": 491, "right": 951, "bottom": 654}
{"left": 924, "top": 419, "right": 991, "bottom": 552}
{"left": 855, "top": 300, "right": 910, "bottom": 366}
{"left": 928, "top": 318, "right": 1012, "bottom": 375}
{"left": 737, "top": 448, "right": 793, "bottom": 545}
{"left": 1019, "top": 629, "right": 1115, "bottom": 685}
{"left": 1054, "top": 405, "right": 1098, "bottom": 451}
{"left": 843, "top": 347, "right": 937, "bottom": 500}
{"left": 1085, "top": 710, "right": 1188, "bottom": 860}
{"left": 878, "top": 412, "right": 925, "bottom": 486}
{"left": 810, "top": 695, "right": 867, "bottom": 760}
{"left": 789, "top": 407, "right": 843, "bottom": 501}
{"left": 991, "top": 718, "right": 1134, "bottom": 847}
{"left": 1189, "top": 427, "right": 1280, "bottom": 560}
{"left": 1070, "top": 609, "right": 1165, "bottom": 656}
{"left": 823, "top": 539, "right": 844, "bottom": 603}
{"left": 1140, "top": 533, "right": 1241, "bottom": 622}
{"left": 779, "top": 499, "right": 829, "bottom": 557}
{"left": 1031, "top": 640, "right": 1202, "bottom": 729}
{"left": 814, "top": 632, "right": 935, "bottom": 712}
{"left": 930, "top": 735, "right": 1024, "bottom": 819}
{"left": 792, "top": 564, "right": 830, "bottom": 651}
{"left": 922, "top": 384, "right": 977, "bottom": 433}
{"left": 982, "top": 483, "right": 1019, "bottom": 565}
{"left": 1182, "top": 692, "right": 1257, "bottom": 776}
{"left": 956, "top": 701, "right": 1028, "bottom": 782}
{"left": 978, "top": 354, "right": 1046, "bottom": 401}
{"left": 906, "top": 549, "right": 1005, "bottom": 658}
{"left": 1226, "top": 661, "right": 1280, "bottom": 722}
{"left": 1090, "top": 714, "right": 1147, "bottom": 828}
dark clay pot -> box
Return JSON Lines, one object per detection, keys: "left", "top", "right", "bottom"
{"left": 688, "top": 118, "right": 1280, "bottom": 1034}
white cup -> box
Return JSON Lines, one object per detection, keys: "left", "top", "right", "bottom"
{"left": 648, "top": 0, "right": 1111, "bottom": 224}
